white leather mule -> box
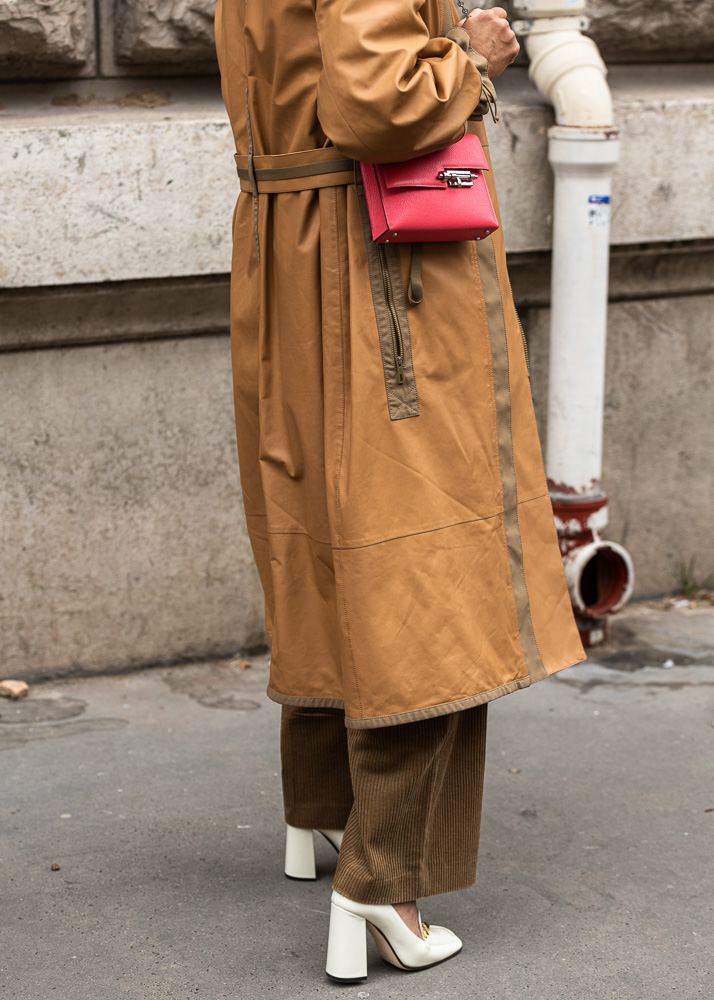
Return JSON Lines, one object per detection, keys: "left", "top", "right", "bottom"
{"left": 325, "top": 889, "right": 462, "bottom": 982}
{"left": 284, "top": 824, "right": 343, "bottom": 881}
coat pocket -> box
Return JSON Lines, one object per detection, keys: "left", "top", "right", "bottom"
{"left": 354, "top": 167, "right": 420, "bottom": 421}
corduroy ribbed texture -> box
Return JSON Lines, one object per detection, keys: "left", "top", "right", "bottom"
{"left": 281, "top": 707, "right": 354, "bottom": 830}
{"left": 280, "top": 703, "right": 488, "bottom": 904}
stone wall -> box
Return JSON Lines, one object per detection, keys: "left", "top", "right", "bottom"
{"left": 2, "top": 1, "right": 713, "bottom": 80}
{"left": 0, "top": 0, "right": 95, "bottom": 78}
{"left": 114, "top": 0, "right": 218, "bottom": 66}
{"left": 99, "top": 0, "right": 219, "bottom": 75}
{"left": 584, "top": 0, "right": 714, "bottom": 63}
{"left": 493, "top": 1, "right": 714, "bottom": 63}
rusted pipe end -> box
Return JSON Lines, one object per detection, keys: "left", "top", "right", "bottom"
{"left": 564, "top": 539, "right": 635, "bottom": 619}
{"left": 551, "top": 494, "right": 635, "bottom": 645}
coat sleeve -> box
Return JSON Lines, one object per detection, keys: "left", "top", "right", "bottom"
{"left": 315, "top": 0, "right": 485, "bottom": 163}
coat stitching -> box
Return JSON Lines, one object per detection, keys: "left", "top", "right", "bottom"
{"left": 266, "top": 673, "right": 533, "bottom": 729}
{"left": 344, "top": 674, "right": 530, "bottom": 727}
{"left": 257, "top": 493, "right": 548, "bottom": 551}
{"left": 331, "top": 188, "right": 364, "bottom": 718}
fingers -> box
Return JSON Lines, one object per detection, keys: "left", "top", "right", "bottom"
{"left": 475, "top": 8, "right": 513, "bottom": 33}
{"left": 459, "top": 3, "right": 520, "bottom": 75}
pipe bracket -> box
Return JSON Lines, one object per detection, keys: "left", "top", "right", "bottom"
{"left": 513, "top": 0, "right": 587, "bottom": 13}
{"left": 513, "top": 16, "right": 589, "bottom": 36}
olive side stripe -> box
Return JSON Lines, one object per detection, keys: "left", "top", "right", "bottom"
{"left": 476, "top": 236, "right": 548, "bottom": 684}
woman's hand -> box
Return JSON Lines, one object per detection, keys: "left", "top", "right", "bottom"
{"left": 458, "top": 7, "right": 520, "bottom": 80}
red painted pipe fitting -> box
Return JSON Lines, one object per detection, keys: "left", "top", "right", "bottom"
{"left": 552, "top": 494, "right": 634, "bottom": 646}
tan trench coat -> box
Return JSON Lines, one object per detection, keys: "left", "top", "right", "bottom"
{"left": 215, "top": 0, "right": 586, "bottom": 728}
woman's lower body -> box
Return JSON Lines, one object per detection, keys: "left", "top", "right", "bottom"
{"left": 281, "top": 702, "right": 488, "bottom": 904}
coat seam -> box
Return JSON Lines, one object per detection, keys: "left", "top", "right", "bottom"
{"left": 247, "top": 493, "right": 548, "bottom": 551}
{"left": 334, "top": 499, "right": 541, "bottom": 551}
{"left": 331, "top": 187, "right": 364, "bottom": 719}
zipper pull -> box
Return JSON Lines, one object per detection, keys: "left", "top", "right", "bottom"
{"left": 396, "top": 357, "right": 405, "bottom": 384}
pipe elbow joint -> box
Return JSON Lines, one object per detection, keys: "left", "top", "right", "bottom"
{"left": 525, "top": 31, "right": 614, "bottom": 128}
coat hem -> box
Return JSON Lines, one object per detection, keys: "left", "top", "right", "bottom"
{"left": 266, "top": 686, "right": 345, "bottom": 711}
{"left": 265, "top": 648, "right": 586, "bottom": 728}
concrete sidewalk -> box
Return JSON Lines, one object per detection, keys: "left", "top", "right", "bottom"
{"left": 1, "top": 604, "right": 712, "bottom": 999}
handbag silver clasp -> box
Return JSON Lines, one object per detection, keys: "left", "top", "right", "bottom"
{"left": 438, "top": 169, "right": 477, "bottom": 188}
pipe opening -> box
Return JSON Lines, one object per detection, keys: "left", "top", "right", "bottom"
{"left": 578, "top": 545, "right": 630, "bottom": 617}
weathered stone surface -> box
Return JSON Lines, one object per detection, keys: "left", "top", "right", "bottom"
{"left": 115, "top": 0, "right": 218, "bottom": 66}
{"left": 508, "top": 243, "right": 714, "bottom": 309}
{"left": 0, "top": 276, "right": 231, "bottom": 351}
{"left": 489, "top": 65, "right": 714, "bottom": 251}
{"left": 0, "top": 0, "right": 93, "bottom": 78}
{"left": 0, "top": 334, "right": 266, "bottom": 678}
{"left": 504, "top": 1, "right": 714, "bottom": 63}
{"left": 0, "top": 82, "right": 236, "bottom": 287}
{"left": 1, "top": 67, "right": 712, "bottom": 287}
{"left": 585, "top": 0, "right": 714, "bottom": 64}
{"left": 527, "top": 293, "right": 714, "bottom": 595}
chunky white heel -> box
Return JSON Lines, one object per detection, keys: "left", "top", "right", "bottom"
{"left": 325, "top": 890, "right": 462, "bottom": 982}
{"left": 325, "top": 897, "right": 368, "bottom": 982}
{"left": 285, "top": 825, "right": 316, "bottom": 880}
{"left": 284, "top": 825, "right": 344, "bottom": 881}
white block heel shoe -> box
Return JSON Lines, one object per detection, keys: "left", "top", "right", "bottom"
{"left": 326, "top": 890, "right": 462, "bottom": 983}
{"left": 284, "top": 825, "right": 343, "bottom": 881}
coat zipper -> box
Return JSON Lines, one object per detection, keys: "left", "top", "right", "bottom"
{"left": 515, "top": 310, "right": 530, "bottom": 376}
{"left": 377, "top": 244, "right": 405, "bottom": 384}
{"left": 503, "top": 263, "right": 530, "bottom": 377}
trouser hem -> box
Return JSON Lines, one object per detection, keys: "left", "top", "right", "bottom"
{"left": 331, "top": 871, "right": 477, "bottom": 906}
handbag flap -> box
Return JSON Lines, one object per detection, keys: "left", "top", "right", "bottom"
{"left": 376, "top": 133, "right": 489, "bottom": 191}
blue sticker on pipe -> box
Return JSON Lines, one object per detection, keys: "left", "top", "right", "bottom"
{"left": 587, "top": 195, "right": 611, "bottom": 226}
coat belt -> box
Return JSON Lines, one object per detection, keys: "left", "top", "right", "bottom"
{"left": 235, "top": 147, "right": 355, "bottom": 194}
{"left": 235, "top": 145, "right": 425, "bottom": 309}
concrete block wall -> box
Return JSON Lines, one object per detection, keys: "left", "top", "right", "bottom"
{"left": 1, "top": 3, "right": 713, "bottom": 680}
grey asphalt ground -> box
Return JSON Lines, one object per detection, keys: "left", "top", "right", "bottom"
{"left": 1, "top": 603, "right": 712, "bottom": 999}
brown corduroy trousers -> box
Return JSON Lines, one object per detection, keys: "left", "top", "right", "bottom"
{"left": 280, "top": 704, "right": 488, "bottom": 905}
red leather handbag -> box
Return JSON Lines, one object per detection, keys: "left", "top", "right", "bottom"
{"left": 360, "top": 133, "right": 499, "bottom": 244}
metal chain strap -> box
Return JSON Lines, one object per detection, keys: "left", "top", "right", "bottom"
{"left": 456, "top": 1, "right": 495, "bottom": 16}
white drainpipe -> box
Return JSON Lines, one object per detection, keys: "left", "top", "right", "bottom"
{"left": 513, "top": 0, "right": 634, "bottom": 645}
